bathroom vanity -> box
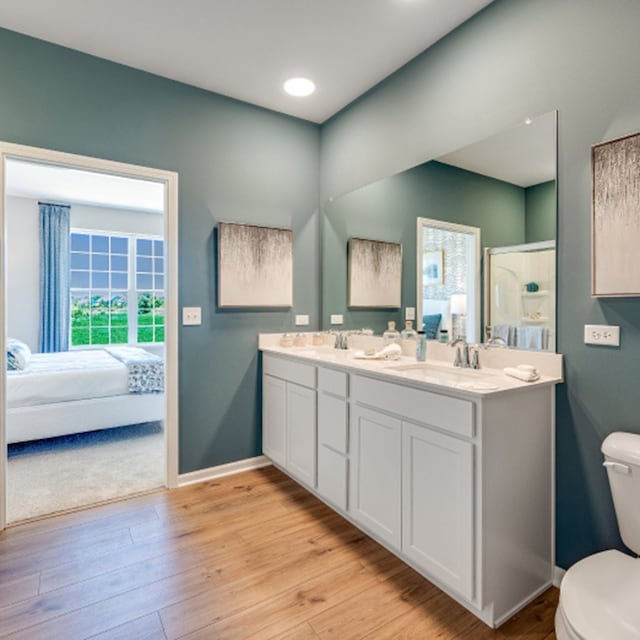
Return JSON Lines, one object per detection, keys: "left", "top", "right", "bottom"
{"left": 260, "top": 340, "right": 562, "bottom": 628}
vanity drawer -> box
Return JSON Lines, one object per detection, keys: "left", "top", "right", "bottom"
{"left": 263, "top": 353, "right": 316, "bottom": 388}
{"left": 318, "top": 367, "right": 348, "bottom": 398}
{"left": 318, "top": 392, "right": 348, "bottom": 453}
{"left": 351, "top": 375, "right": 474, "bottom": 439}
{"left": 317, "top": 445, "right": 348, "bottom": 511}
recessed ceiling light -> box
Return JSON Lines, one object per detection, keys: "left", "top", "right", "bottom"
{"left": 284, "top": 77, "right": 315, "bottom": 97}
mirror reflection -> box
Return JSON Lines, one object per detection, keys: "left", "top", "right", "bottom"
{"left": 322, "top": 111, "right": 557, "bottom": 351}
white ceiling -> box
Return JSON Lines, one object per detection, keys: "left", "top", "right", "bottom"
{"left": 437, "top": 111, "right": 557, "bottom": 187}
{"left": 5, "top": 160, "right": 165, "bottom": 213}
{"left": 0, "top": 0, "right": 492, "bottom": 123}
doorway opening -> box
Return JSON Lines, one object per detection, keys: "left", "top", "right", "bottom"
{"left": 0, "top": 143, "right": 178, "bottom": 528}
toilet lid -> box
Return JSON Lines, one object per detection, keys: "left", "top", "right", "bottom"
{"left": 561, "top": 550, "right": 640, "bottom": 640}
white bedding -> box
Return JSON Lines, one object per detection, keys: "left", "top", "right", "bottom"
{"left": 7, "top": 349, "right": 129, "bottom": 409}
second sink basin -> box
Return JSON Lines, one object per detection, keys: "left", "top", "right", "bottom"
{"left": 383, "top": 362, "right": 501, "bottom": 391}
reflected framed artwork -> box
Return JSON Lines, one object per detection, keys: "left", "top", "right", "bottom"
{"left": 592, "top": 131, "right": 640, "bottom": 297}
{"left": 348, "top": 237, "right": 402, "bottom": 308}
{"left": 218, "top": 221, "right": 293, "bottom": 307}
{"left": 423, "top": 249, "right": 444, "bottom": 285}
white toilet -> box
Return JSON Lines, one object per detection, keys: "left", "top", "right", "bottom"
{"left": 556, "top": 432, "right": 640, "bottom": 639}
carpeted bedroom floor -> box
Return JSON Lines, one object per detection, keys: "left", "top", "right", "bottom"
{"left": 7, "top": 421, "right": 165, "bottom": 523}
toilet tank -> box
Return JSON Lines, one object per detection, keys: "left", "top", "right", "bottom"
{"left": 602, "top": 432, "right": 640, "bottom": 555}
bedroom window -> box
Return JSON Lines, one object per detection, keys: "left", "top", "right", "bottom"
{"left": 70, "top": 231, "right": 165, "bottom": 346}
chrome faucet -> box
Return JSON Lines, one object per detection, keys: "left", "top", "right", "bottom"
{"left": 449, "top": 337, "right": 470, "bottom": 368}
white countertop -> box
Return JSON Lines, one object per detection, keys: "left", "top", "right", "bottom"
{"left": 260, "top": 343, "right": 563, "bottom": 398}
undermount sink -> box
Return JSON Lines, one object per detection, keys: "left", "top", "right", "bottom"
{"left": 383, "top": 362, "right": 502, "bottom": 391}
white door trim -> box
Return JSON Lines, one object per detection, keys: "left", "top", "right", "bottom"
{"left": 0, "top": 141, "right": 180, "bottom": 530}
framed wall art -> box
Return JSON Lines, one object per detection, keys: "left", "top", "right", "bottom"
{"left": 592, "top": 131, "right": 640, "bottom": 297}
{"left": 423, "top": 249, "right": 444, "bottom": 286}
{"left": 348, "top": 237, "right": 402, "bottom": 308}
{"left": 218, "top": 222, "right": 293, "bottom": 307}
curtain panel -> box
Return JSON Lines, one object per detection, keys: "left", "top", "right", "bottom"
{"left": 39, "top": 202, "right": 71, "bottom": 352}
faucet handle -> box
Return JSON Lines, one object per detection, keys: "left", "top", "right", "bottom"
{"left": 471, "top": 345, "right": 480, "bottom": 369}
{"left": 462, "top": 343, "right": 470, "bottom": 368}
{"left": 454, "top": 346, "right": 463, "bottom": 368}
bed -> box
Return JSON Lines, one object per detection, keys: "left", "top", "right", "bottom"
{"left": 7, "top": 346, "right": 164, "bottom": 444}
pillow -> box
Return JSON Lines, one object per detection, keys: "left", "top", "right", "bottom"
{"left": 422, "top": 314, "right": 442, "bottom": 339}
{"left": 7, "top": 338, "right": 31, "bottom": 371}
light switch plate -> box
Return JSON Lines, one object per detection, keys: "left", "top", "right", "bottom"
{"left": 330, "top": 314, "right": 344, "bottom": 325}
{"left": 584, "top": 324, "right": 620, "bottom": 346}
{"left": 405, "top": 307, "right": 416, "bottom": 321}
{"left": 295, "top": 314, "right": 309, "bottom": 326}
{"left": 183, "top": 307, "right": 202, "bottom": 326}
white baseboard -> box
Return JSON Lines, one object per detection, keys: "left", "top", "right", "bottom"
{"left": 178, "top": 455, "right": 272, "bottom": 487}
{"left": 553, "top": 566, "right": 566, "bottom": 587}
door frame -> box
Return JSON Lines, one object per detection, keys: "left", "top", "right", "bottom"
{"left": 0, "top": 141, "right": 179, "bottom": 530}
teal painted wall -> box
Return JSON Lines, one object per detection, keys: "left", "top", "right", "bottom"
{"left": 0, "top": 28, "right": 321, "bottom": 473}
{"left": 321, "top": 0, "right": 640, "bottom": 569}
{"left": 323, "top": 160, "right": 524, "bottom": 333}
{"left": 525, "top": 181, "right": 556, "bottom": 243}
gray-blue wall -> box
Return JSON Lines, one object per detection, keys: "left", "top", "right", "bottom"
{"left": 525, "top": 181, "right": 556, "bottom": 244}
{"left": 0, "top": 28, "right": 321, "bottom": 473}
{"left": 320, "top": 0, "right": 640, "bottom": 569}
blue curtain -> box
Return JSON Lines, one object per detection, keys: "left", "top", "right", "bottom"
{"left": 39, "top": 202, "right": 71, "bottom": 352}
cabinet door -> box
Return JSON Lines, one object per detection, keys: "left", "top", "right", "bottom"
{"left": 286, "top": 382, "right": 317, "bottom": 488}
{"left": 263, "top": 374, "right": 286, "bottom": 467}
{"left": 402, "top": 422, "right": 474, "bottom": 600}
{"left": 349, "top": 405, "right": 401, "bottom": 549}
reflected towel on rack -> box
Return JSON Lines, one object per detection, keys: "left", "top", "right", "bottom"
{"left": 492, "top": 325, "right": 518, "bottom": 347}
{"left": 516, "top": 326, "right": 549, "bottom": 350}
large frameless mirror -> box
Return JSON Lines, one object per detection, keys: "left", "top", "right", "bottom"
{"left": 322, "top": 110, "right": 557, "bottom": 351}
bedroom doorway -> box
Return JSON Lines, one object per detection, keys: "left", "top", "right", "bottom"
{"left": 0, "top": 142, "right": 179, "bottom": 529}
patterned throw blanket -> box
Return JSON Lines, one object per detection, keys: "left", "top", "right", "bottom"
{"left": 105, "top": 346, "right": 164, "bottom": 394}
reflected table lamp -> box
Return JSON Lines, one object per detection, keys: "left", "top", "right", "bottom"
{"left": 450, "top": 293, "right": 467, "bottom": 340}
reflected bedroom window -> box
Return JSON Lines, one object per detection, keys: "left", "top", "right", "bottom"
{"left": 70, "top": 231, "right": 165, "bottom": 347}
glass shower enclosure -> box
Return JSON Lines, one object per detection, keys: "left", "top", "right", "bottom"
{"left": 483, "top": 240, "right": 556, "bottom": 351}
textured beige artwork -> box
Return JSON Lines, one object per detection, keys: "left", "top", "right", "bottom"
{"left": 218, "top": 222, "right": 293, "bottom": 307}
{"left": 592, "top": 132, "right": 640, "bottom": 296}
{"left": 348, "top": 237, "right": 402, "bottom": 307}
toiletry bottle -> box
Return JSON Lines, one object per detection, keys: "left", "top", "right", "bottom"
{"left": 416, "top": 331, "right": 427, "bottom": 362}
{"left": 439, "top": 328, "right": 449, "bottom": 344}
{"left": 401, "top": 320, "right": 417, "bottom": 340}
{"left": 382, "top": 321, "right": 400, "bottom": 345}
{"left": 280, "top": 333, "right": 294, "bottom": 347}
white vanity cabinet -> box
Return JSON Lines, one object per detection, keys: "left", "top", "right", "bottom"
{"left": 261, "top": 349, "right": 555, "bottom": 628}
{"left": 262, "top": 353, "right": 316, "bottom": 488}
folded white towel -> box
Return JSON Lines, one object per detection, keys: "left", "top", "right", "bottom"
{"left": 503, "top": 366, "right": 540, "bottom": 382}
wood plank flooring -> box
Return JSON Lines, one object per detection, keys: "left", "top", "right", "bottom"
{"left": 0, "top": 466, "right": 559, "bottom": 639}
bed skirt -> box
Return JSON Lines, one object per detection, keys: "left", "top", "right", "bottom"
{"left": 7, "top": 393, "right": 164, "bottom": 444}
